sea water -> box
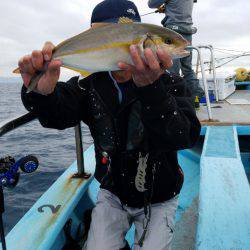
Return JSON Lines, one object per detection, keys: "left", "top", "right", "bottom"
{"left": 0, "top": 77, "right": 93, "bottom": 233}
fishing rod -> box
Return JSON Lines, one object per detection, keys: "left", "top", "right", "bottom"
{"left": 200, "top": 52, "right": 250, "bottom": 65}
{"left": 141, "top": 7, "right": 165, "bottom": 17}
{"left": 141, "top": 10, "right": 159, "bottom": 17}
{"left": 141, "top": 2, "right": 170, "bottom": 16}
{"left": 214, "top": 47, "right": 250, "bottom": 54}
{"left": 0, "top": 155, "right": 39, "bottom": 250}
{"left": 142, "top": 0, "right": 198, "bottom": 16}
{"left": 215, "top": 52, "right": 250, "bottom": 69}
{"left": 194, "top": 52, "right": 250, "bottom": 73}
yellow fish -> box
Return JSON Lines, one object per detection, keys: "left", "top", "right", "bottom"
{"left": 14, "top": 22, "right": 189, "bottom": 93}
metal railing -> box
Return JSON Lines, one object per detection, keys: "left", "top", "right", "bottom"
{"left": 0, "top": 113, "right": 88, "bottom": 177}
{"left": 197, "top": 45, "right": 219, "bottom": 102}
{"left": 187, "top": 45, "right": 214, "bottom": 120}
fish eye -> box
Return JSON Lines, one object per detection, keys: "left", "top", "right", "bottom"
{"left": 166, "top": 39, "right": 172, "bottom": 45}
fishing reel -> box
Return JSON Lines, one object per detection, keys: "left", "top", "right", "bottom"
{"left": 0, "top": 155, "right": 39, "bottom": 250}
{"left": 0, "top": 155, "right": 39, "bottom": 189}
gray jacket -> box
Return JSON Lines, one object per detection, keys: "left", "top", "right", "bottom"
{"left": 148, "top": 0, "right": 195, "bottom": 34}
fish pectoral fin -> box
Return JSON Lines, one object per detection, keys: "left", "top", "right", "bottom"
{"left": 62, "top": 66, "right": 92, "bottom": 77}
{"left": 13, "top": 67, "right": 21, "bottom": 74}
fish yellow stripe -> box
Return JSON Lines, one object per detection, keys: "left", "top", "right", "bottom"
{"left": 62, "top": 65, "right": 92, "bottom": 77}
{"left": 58, "top": 39, "right": 142, "bottom": 57}
{"left": 58, "top": 37, "right": 165, "bottom": 58}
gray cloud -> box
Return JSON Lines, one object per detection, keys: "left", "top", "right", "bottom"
{"left": 0, "top": 0, "right": 249, "bottom": 77}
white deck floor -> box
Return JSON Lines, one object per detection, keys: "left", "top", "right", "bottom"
{"left": 197, "top": 90, "right": 250, "bottom": 125}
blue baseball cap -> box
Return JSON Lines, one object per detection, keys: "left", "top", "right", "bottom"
{"left": 91, "top": 0, "right": 141, "bottom": 24}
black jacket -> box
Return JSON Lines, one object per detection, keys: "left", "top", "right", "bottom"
{"left": 21, "top": 72, "right": 201, "bottom": 208}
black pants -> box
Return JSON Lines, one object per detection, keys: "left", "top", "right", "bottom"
{"left": 169, "top": 34, "right": 205, "bottom": 98}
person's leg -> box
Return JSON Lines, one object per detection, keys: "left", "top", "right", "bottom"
{"left": 84, "top": 189, "right": 131, "bottom": 250}
{"left": 180, "top": 34, "right": 205, "bottom": 98}
{"left": 133, "top": 196, "right": 179, "bottom": 250}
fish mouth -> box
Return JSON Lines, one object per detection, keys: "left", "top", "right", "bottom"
{"left": 178, "top": 48, "right": 190, "bottom": 58}
{"left": 171, "top": 47, "right": 190, "bottom": 59}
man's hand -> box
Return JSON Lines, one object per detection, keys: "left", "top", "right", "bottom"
{"left": 118, "top": 45, "right": 173, "bottom": 87}
{"left": 157, "top": 3, "right": 166, "bottom": 13}
{"left": 18, "top": 41, "right": 62, "bottom": 95}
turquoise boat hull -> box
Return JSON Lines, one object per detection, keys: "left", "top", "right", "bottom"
{"left": 2, "top": 125, "right": 250, "bottom": 250}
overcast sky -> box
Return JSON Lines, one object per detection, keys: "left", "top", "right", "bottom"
{"left": 0, "top": 0, "right": 249, "bottom": 78}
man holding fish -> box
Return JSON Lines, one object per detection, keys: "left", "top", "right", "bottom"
{"left": 19, "top": 0, "right": 200, "bottom": 249}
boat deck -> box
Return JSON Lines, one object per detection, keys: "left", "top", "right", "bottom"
{"left": 197, "top": 90, "right": 250, "bottom": 126}
{"left": 172, "top": 198, "right": 198, "bottom": 250}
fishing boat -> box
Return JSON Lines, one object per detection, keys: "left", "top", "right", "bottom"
{"left": 0, "top": 46, "right": 250, "bottom": 250}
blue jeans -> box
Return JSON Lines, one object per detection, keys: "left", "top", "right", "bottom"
{"left": 170, "top": 34, "right": 205, "bottom": 98}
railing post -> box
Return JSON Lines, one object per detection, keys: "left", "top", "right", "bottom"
{"left": 74, "top": 123, "right": 91, "bottom": 179}
{"left": 208, "top": 45, "right": 219, "bottom": 102}
{"left": 74, "top": 123, "right": 85, "bottom": 176}
{"left": 198, "top": 45, "right": 219, "bottom": 102}
{"left": 195, "top": 52, "right": 200, "bottom": 78}
{"left": 188, "top": 46, "right": 213, "bottom": 120}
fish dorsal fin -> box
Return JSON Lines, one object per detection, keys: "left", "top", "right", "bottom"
{"left": 118, "top": 17, "right": 133, "bottom": 24}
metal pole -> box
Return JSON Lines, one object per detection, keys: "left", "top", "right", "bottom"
{"left": 209, "top": 50, "right": 212, "bottom": 74}
{"left": 198, "top": 45, "right": 219, "bottom": 102}
{"left": 195, "top": 52, "right": 200, "bottom": 78}
{"left": 74, "top": 124, "right": 84, "bottom": 176}
{"left": 0, "top": 186, "right": 6, "bottom": 250}
{"left": 190, "top": 46, "right": 213, "bottom": 120}
{"left": 208, "top": 45, "right": 219, "bottom": 102}
{"left": 197, "top": 47, "right": 213, "bottom": 120}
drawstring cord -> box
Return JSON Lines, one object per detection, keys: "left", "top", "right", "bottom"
{"left": 136, "top": 162, "right": 157, "bottom": 248}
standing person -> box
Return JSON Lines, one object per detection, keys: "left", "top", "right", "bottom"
{"left": 148, "top": 0, "right": 205, "bottom": 98}
{"left": 19, "top": 0, "right": 201, "bottom": 249}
